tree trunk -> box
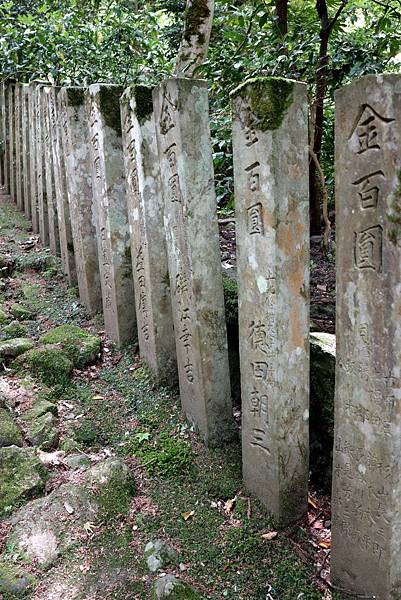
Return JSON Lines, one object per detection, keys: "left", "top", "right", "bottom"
{"left": 174, "top": 0, "right": 214, "bottom": 78}
{"left": 275, "top": 0, "right": 288, "bottom": 37}
{"left": 310, "top": 0, "right": 330, "bottom": 235}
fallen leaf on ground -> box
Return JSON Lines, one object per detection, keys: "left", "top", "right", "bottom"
{"left": 318, "top": 540, "right": 331, "bottom": 549}
{"left": 182, "top": 511, "right": 195, "bottom": 521}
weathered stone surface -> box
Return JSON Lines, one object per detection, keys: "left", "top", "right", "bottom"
{"left": 0, "top": 337, "right": 34, "bottom": 360}
{"left": 144, "top": 538, "right": 178, "bottom": 573}
{"left": 39, "top": 324, "right": 101, "bottom": 368}
{"left": 63, "top": 453, "right": 91, "bottom": 469}
{"left": 121, "top": 85, "right": 176, "bottom": 382}
{"left": 3, "top": 320, "right": 28, "bottom": 339}
{"left": 14, "top": 83, "right": 24, "bottom": 211}
{"left": 331, "top": 74, "right": 401, "bottom": 598}
{"left": 24, "top": 412, "right": 59, "bottom": 450}
{"left": 10, "top": 302, "right": 34, "bottom": 320}
{"left": 0, "top": 561, "right": 37, "bottom": 597}
{"left": 21, "top": 84, "right": 32, "bottom": 220}
{"left": 58, "top": 86, "right": 102, "bottom": 315}
{"left": 28, "top": 82, "right": 41, "bottom": 233}
{"left": 1, "top": 83, "right": 9, "bottom": 192}
{"left": 23, "top": 399, "right": 58, "bottom": 421}
{"left": 0, "top": 407, "right": 23, "bottom": 447}
{"left": 35, "top": 84, "right": 50, "bottom": 245}
{"left": 87, "top": 84, "right": 136, "bottom": 345}
{"left": 48, "top": 86, "right": 77, "bottom": 284}
{"left": 153, "top": 574, "right": 201, "bottom": 599}
{"left": 42, "top": 86, "right": 60, "bottom": 256}
{"left": 8, "top": 84, "right": 15, "bottom": 201}
{"left": 154, "top": 78, "right": 233, "bottom": 444}
{"left": 0, "top": 446, "right": 47, "bottom": 516}
{"left": 15, "top": 346, "right": 74, "bottom": 386}
{"left": 7, "top": 458, "right": 135, "bottom": 567}
{"left": 231, "top": 77, "right": 309, "bottom": 525}
{"left": 0, "top": 306, "right": 10, "bottom": 324}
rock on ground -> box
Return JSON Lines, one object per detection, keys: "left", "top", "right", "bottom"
{"left": 154, "top": 574, "right": 202, "bottom": 599}
{"left": 144, "top": 539, "right": 178, "bottom": 573}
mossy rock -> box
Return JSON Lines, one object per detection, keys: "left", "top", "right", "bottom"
{"left": 24, "top": 412, "right": 59, "bottom": 450}
{"left": 0, "top": 307, "right": 10, "bottom": 325}
{"left": 3, "top": 320, "right": 28, "bottom": 340}
{"left": 144, "top": 539, "right": 178, "bottom": 573}
{"left": 10, "top": 304, "right": 34, "bottom": 321}
{"left": 88, "top": 458, "right": 137, "bottom": 519}
{"left": 22, "top": 400, "right": 58, "bottom": 421}
{"left": 39, "top": 325, "right": 101, "bottom": 368}
{"left": 0, "top": 446, "right": 47, "bottom": 516}
{"left": 14, "top": 346, "right": 74, "bottom": 387}
{"left": 0, "top": 560, "right": 37, "bottom": 597}
{"left": 0, "top": 408, "right": 23, "bottom": 448}
{"left": 310, "top": 332, "right": 335, "bottom": 491}
{"left": 0, "top": 338, "right": 34, "bottom": 362}
{"left": 153, "top": 575, "right": 202, "bottom": 599}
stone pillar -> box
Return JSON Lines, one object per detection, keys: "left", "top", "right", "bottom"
{"left": 8, "top": 84, "right": 15, "bottom": 201}
{"left": 35, "top": 84, "right": 49, "bottom": 245}
{"left": 1, "top": 83, "right": 9, "bottom": 193}
{"left": 332, "top": 74, "right": 401, "bottom": 598}
{"left": 42, "top": 86, "right": 60, "bottom": 256}
{"left": 28, "top": 82, "right": 40, "bottom": 233}
{"left": 48, "top": 87, "right": 76, "bottom": 283}
{"left": 232, "top": 78, "right": 309, "bottom": 526}
{"left": 14, "top": 84, "right": 24, "bottom": 212}
{"left": 21, "top": 84, "right": 31, "bottom": 220}
{"left": 87, "top": 84, "right": 136, "bottom": 345}
{"left": 153, "top": 78, "right": 233, "bottom": 445}
{"left": 58, "top": 86, "right": 102, "bottom": 315}
{"left": 0, "top": 82, "right": 4, "bottom": 188}
{"left": 121, "top": 85, "right": 176, "bottom": 383}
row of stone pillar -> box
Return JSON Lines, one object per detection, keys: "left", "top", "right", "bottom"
{"left": 1, "top": 74, "right": 400, "bottom": 599}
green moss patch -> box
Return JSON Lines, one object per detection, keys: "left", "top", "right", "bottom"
{"left": 0, "top": 446, "right": 47, "bottom": 516}
{"left": 231, "top": 76, "right": 294, "bottom": 131}
{"left": 39, "top": 324, "right": 101, "bottom": 368}
{"left": 3, "top": 320, "right": 28, "bottom": 340}
{"left": 15, "top": 346, "right": 74, "bottom": 387}
{"left": 0, "top": 338, "right": 34, "bottom": 361}
{"left": 0, "top": 560, "right": 37, "bottom": 598}
{"left": 0, "top": 307, "right": 10, "bottom": 324}
{"left": 10, "top": 304, "right": 34, "bottom": 321}
{"left": 0, "top": 408, "right": 23, "bottom": 448}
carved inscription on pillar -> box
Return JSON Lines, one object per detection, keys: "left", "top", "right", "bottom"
{"left": 332, "top": 74, "right": 401, "bottom": 599}
{"left": 232, "top": 78, "right": 309, "bottom": 526}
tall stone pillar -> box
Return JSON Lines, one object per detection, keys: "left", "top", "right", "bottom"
{"left": 153, "top": 78, "right": 233, "bottom": 445}
{"left": 332, "top": 74, "right": 401, "bottom": 598}
{"left": 14, "top": 84, "right": 24, "bottom": 212}
{"left": 42, "top": 86, "right": 60, "bottom": 256}
{"left": 35, "top": 84, "right": 49, "bottom": 245}
{"left": 87, "top": 84, "right": 136, "bottom": 345}
{"left": 232, "top": 78, "right": 309, "bottom": 526}
{"left": 28, "top": 82, "right": 40, "bottom": 233}
{"left": 48, "top": 87, "right": 76, "bottom": 283}
{"left": 121, "top": 85, "right": 176, "bottom": 383}
{"left": 21, "top": 84, "right": 31, "bottom": 220}
{"left": 59, "top": 86, "right": 102, "bottom": 315}
{"left": 0, "top": 82, "right": 5, "bottom": 188}
{"left": 8, "top": 84, "right": 15, "bottom": 201}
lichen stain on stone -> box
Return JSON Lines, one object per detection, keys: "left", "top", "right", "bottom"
{"left": 133, "top": 86, "right": 153, "bottom": 125}
{"left": 289, "top": 304, "right": 304, "bottom": 350}
{"left": 231, "top": 76, "right": 294, "bottom": 132}
{"left": 99, "top": 86, "right": 123, "bottom": 135}
{"left": 387, "top": 169, "right": 401, "bottom": 245}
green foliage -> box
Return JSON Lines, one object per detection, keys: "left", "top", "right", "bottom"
{"left": 126, "top": 432, "right": 194, "bottom": 477}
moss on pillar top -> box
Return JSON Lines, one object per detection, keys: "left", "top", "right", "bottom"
{"left": 183, "top": 0, "right": 211, "bottom": 45}
{"left": 231, "top": 76, "right": 295, "bottom": 131}
{"left": 66, "top": 87, "right": 85, "bottom": 107}
{"left": 99, "top": 85, "right": 123, "bottom": 135}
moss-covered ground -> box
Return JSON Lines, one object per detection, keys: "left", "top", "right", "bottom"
{"left": 0, "top": 195, "right": 344, "bottom": 599}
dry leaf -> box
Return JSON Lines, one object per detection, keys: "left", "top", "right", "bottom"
{"left": 261, "top": 531, "right": 278, "bottom": 541}
{"left": 64, "top": 502, "right": 74, "bottom": 515}
{"left": 182, "top": 511, "right": 195, "bottom": 521}
{"left": 224, "top": 497, "right": 236, "bottom": 513}
{"left": 92, "top": 395, "right": 103, "bottom": 400}
{"left": 308, "top": 495, "right": 318, "bottom": 509}
{"left": 318, "top": 540, "right": 331, "bottom": 549}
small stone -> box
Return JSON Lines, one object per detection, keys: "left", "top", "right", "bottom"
{"left": 64, "top": 453, "right": 91, "bottom": 469}
{"left": 39, "top": 324, "right": 101, "bottom": 368}
{"left": 144, "top": 539, "right": 178, "bottom": 573}
{"left": 0, "top": 338, "right": 33, "bottom": 360}
{"left": 0, "top": 446, "right": 47, "bottom": 516}
{"left": 3, "top": 320, "right": 28, "bottom": 339}
{"left": 0, "top": 560, "right": 37, "bottom": 597}
{"left": 153, "top": 574, "right": 201, "bottom": 599}
{"left": 10, "top": 303, "right": 34, "bottom": 321}
{"left": 0, "top": 408, "right": 23, "bottom": 447}
{"left": 24, "top": 412, "right": 59, "bottom": 450}
{"left": 22, "top": 400, "right": 58, "bottom": 421}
